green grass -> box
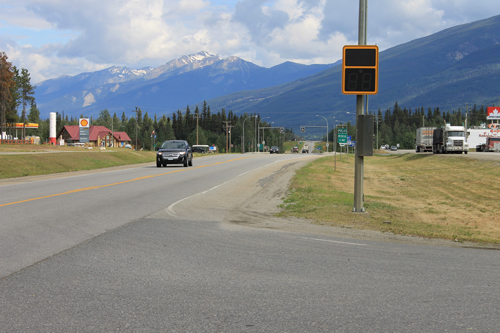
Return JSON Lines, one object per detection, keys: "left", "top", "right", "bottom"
{"left": 0, "top": 144, "right": 214, "bottom": 179}
{"left": 0, "top": 149, "right": 156, "bottom": 179}
{"left": 278, "top": 153, "right": 500, "bottom": 244}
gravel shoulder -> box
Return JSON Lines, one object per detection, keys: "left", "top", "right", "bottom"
{"left": 169, "top": 156, "right": 497, "bottom": 249}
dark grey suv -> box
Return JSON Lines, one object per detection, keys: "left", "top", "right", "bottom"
{"left": 156, "top": 140, "right": 193, "bottom": 167}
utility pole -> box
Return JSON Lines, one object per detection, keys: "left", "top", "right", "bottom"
{"left": 194, "top": 111, "right": 201, "bottom": 145}
{"left": 465, "top": 103, "right": 469, "bottom": 137}
{"left": 224, "top": 121, "right": 233, "bottom": 153}
{"left": 133, "top": 107, "right": 139, "bottom": 151}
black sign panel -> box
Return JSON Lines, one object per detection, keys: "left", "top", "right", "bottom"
{"left": 79, "top": 127, "right": 89, "bottom": 143}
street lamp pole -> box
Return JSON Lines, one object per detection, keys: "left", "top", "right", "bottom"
{"left": 258, "top": 117, "right": 270, "bottom": 152}
{"left": 254, "top": 117, "right": 257, "bottom": 152}
{"left": 316, "top": 115, "right": 328, "bottom": 152}
{"left": 242, "top": 115, "right": 256, "bottom": 154}
{"left": 262, "top": 122, "right": 274, "bottom": 149}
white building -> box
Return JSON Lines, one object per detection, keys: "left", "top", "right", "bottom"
{"left": 467, "top": 127, "right": 500, "bottom": 148}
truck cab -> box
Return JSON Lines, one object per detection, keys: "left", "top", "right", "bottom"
{"left": 433, "top": 124, "right": 469, "bottom": 154}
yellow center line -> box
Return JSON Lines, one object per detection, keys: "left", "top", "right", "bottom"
{"left": 0, "top": 155, "right": 257, "bottom": 207}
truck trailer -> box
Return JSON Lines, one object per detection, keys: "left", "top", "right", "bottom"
{"left": 432, "top": 124, "right": 469, "bottom": 154}
{"left": 416, "top": 127, "right": 436, "bottom": 152}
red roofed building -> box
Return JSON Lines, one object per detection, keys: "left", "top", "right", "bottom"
{"left": 57, "top": 125, "right": 132, "bottom": 147}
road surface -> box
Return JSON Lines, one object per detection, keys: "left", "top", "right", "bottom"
{"left": 1, "top": 153, "right": 499, "bottom": 331}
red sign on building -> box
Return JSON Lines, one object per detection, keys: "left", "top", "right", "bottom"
{"left": 487, "top": 107, "right": 500, "bottom": 120}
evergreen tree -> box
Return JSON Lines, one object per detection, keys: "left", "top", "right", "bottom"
{"left": 28, "top": 100, "right": 40, "bottom": 123}
{"left": 95, "top": 109, "right": 112, "bottom": 128}
{"left": 187, "top": 126, "right": 207, "bottom": 147}
{"left": 0, "top": 52, "right": 16, "bottom": 139}
{"left": 112, "top": 112, "right": 120, "bottom": 132}
{"left": 121, "top": 112, "right": 128, "bottom": 129}
{"left": 15, "top": 67, "right": 35, "bottom": 139}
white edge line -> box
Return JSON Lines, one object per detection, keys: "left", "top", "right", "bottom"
{"left": 166, "top": 156, "right": 318, "bottom": 218}
{"left": 166, "top": 169, "right": 254, "bottom": 218}
{"left": 300, "top": 237, "right": 367, "bottom": 246}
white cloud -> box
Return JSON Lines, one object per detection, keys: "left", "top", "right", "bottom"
{"left": 2, "top": 0, "right": 500, "bottom": 83}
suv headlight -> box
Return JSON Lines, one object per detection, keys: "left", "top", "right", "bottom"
{"left": 179, "top": 151, "right": 186, "bottom": 155}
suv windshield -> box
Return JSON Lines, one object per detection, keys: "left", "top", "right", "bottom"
{"left": 161, "top": 142, "right": 186, "bottom": 149}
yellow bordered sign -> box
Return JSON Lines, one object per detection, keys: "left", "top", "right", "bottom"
{"left": 342, "top": 45, "right": 379, "bottom": 95}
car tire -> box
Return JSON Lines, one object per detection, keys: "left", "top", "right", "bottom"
{"left": 184, "top": 158, "right": 188, "bottom": 167}
{"left": 188, "top": 158, "right": 193, "bottom": 167}
{"left": 156, "top": 161, "right": 161, "bottom": 167}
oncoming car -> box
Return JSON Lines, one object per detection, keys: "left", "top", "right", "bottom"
{"left": 156, "top": 140, "right": 193, "bottom": 167}
{"left": 270, "top": 146, "right": 280, "bottom": 154}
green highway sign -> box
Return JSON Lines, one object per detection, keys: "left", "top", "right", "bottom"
{"left": 337, "top": 128, "right": 348, "bottom": 144}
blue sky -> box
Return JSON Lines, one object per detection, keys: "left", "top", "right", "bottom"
{"left": 2, "top": 0, "right": 500, "bottom": 83}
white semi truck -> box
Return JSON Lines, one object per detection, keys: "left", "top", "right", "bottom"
{"left": 432, "top": 123, "right": 469, "bottom": 154}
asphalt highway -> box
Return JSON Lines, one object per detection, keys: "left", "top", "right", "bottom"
{"left": 1, "top": 152, "right": 499, "bottom": 332}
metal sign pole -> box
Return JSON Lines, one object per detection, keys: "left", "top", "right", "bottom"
{"left": 353, "top": 0, "right": 367, "bottom": 212}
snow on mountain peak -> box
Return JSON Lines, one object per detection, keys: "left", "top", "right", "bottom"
{"left": 188, "top": 51, "right": 219, "bottom": 62}
{"left": 179, "top": 51, "right": 221, "bottom": 64}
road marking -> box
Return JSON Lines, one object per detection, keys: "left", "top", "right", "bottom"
{"left": 166, "top": 154, "right": 322, "bottom": 218}
{"left": 300, "top": 237, "right": 367, "bottom": 246}
{"left": 166, "top": 168, "right": 255, "bottom": 218}
{"left": 0, "top": 155, "right": 256, "bottom": 208}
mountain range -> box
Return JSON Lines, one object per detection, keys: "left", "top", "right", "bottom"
{"left": 203, "top": 14, "right": 500, "bottom": 130}
{"left": 34, "top": 51, "right": 334, "bottom": 117}
{"left": 35, "top": 14, "right": 500, "bottom": 133}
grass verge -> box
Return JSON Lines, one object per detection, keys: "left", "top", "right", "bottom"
{"left": 0, "top": 144, "right": 214, "bottom": 179}
{"left": 278, "top": 153, "right": 500, "bottom": 244}
{"left": 0, "top": 145, "right": 157, "bottom": 179}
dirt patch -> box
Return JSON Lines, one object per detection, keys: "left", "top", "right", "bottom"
{"left": 168, "top": 155, "right": 498, "bottom": 249}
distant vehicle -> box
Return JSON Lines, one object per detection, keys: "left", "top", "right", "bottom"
{"left": 390, "top": 146, "right": 398, "bottom": 151}
{"left": 292, "top": 146, "right": 299, "bottom": 153}
{"left": 192, "top": 145, "right": 209, "bottom": 153}
{"left": 416, "top": 127, "right": 436, "bottom": 152}
{"left": 432, "top": 124, "right": 468, "bottom": 154}
{"left": 476, "top": 137, "right": 500, "bottom": 152}
{"left": 124, "top": 144, "right": 132, "bottom": 149}
{"left": 192, "top": 147, "right": 207, "bottom": 153}
{"left": 270, "top": 146, "right": 280, "bottom": 154}
{"left": 302, "top": 144, "right": 309, "bottom": 153}
{"left": 156, "top": 140, "right": 193, "bottom": 167}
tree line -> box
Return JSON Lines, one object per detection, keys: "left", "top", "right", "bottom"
{"left": 1, "top": 52, "right": 297, "bottom": 151}
{"left": 37, "top": 103, "right": 297, "bottom": 152}
{"left": 325, "top": 101, "right": 489, "bottom": 150}
{"left": 3, "top": 51, "right": 490, "bottom": 151}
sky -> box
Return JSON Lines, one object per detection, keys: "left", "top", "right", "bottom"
{"left": 1, "top": 0, "right": 500, "bottom": 84}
